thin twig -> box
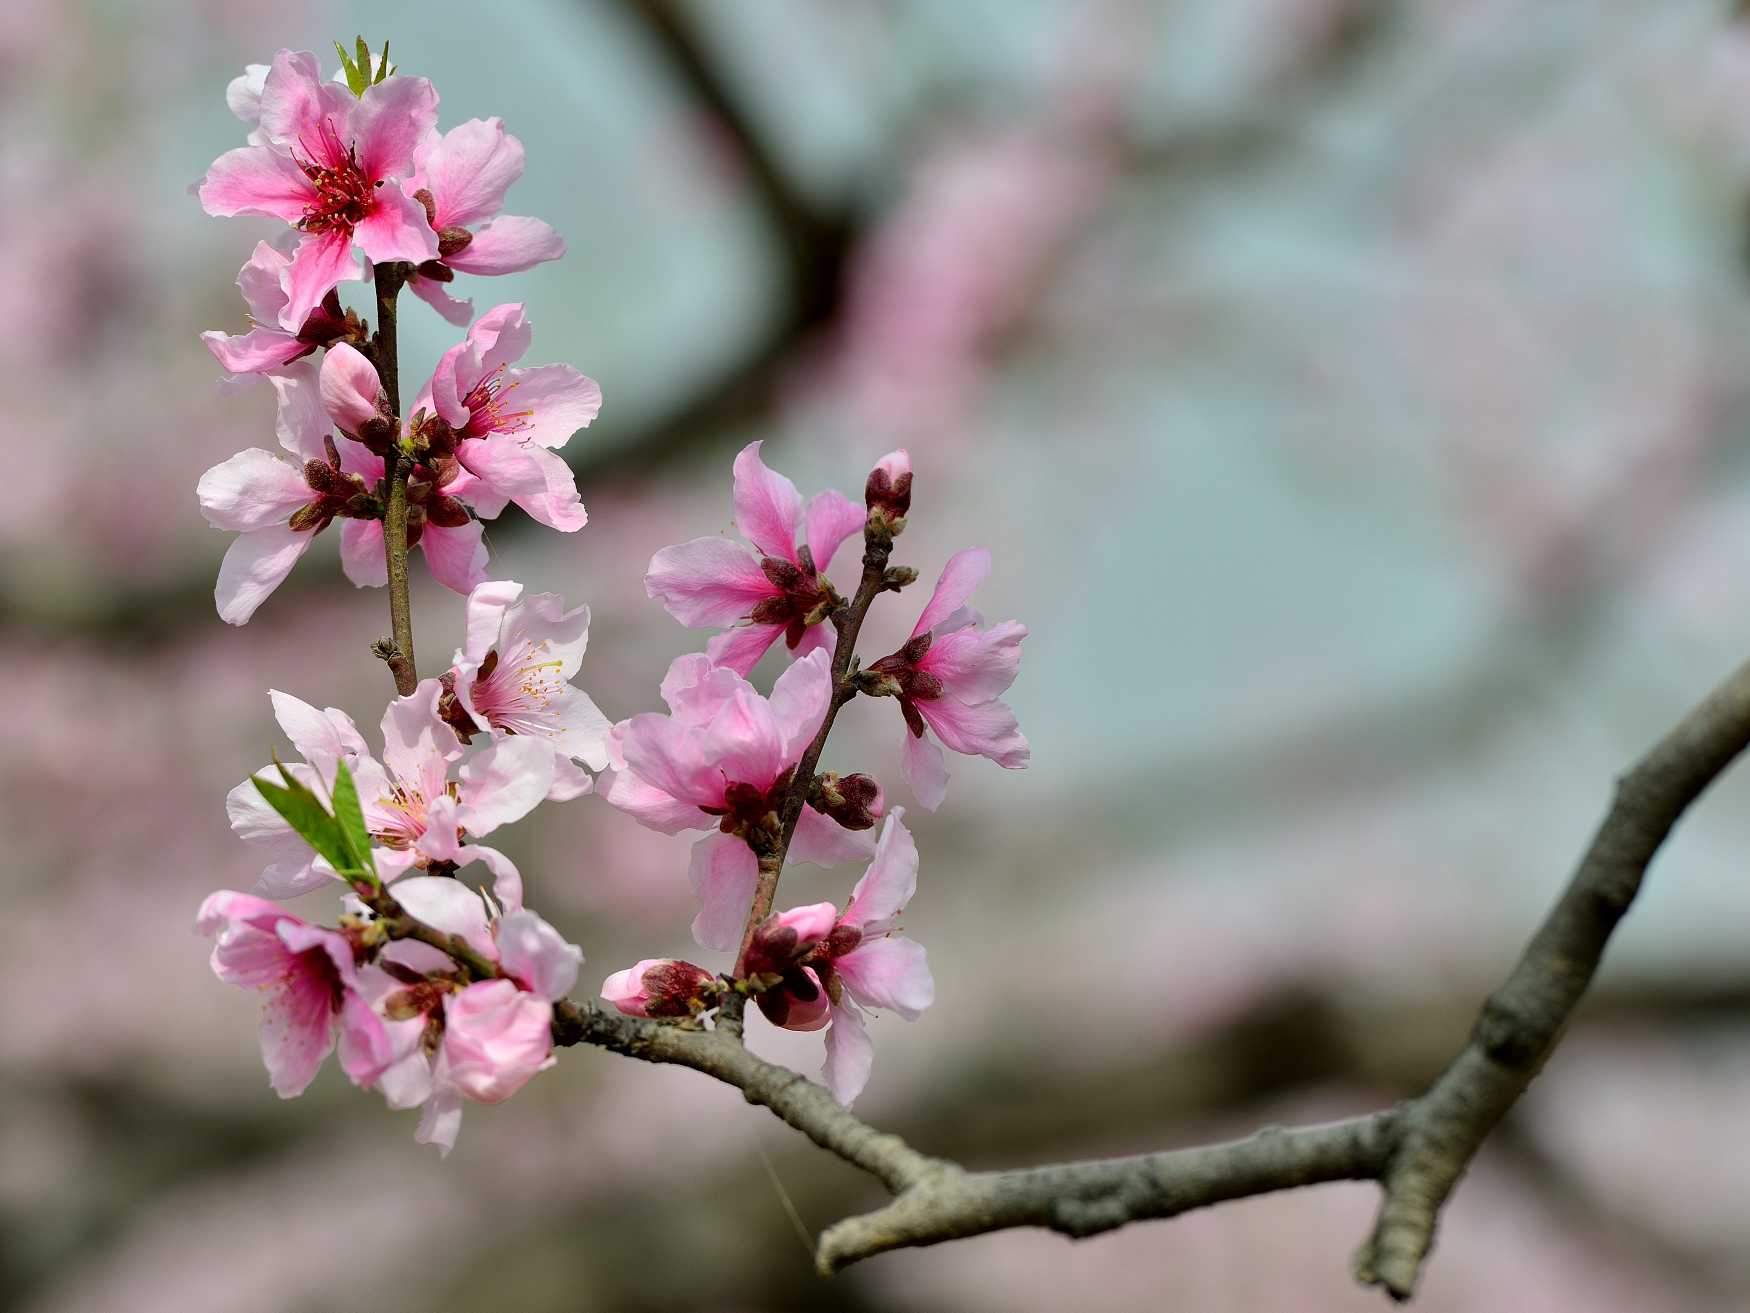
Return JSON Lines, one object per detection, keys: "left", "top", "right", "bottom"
{"left": 372, "top": 263, "right": 417, "bottom": 696}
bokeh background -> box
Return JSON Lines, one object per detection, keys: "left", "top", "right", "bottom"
{"left": 9, "top": 0, "right": 1750, "bottom": 1309}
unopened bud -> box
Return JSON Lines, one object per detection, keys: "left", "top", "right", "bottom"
{"left": 882, "top": 565, "right": 918, "bottom": 591}
{"left": 744, "top": 903, "right": 838, "bottom": 978}
{"left": 436, "top": 225, "right": 474, "bottom": 259}
{"left": 601, "top": 959, "right": 717, "bottom": 1018}
{"left": 864, "top": 451, "right": 917, "bottom": 518}
{"left": 355, "top": 414, "right": 396, "bottom": 455}
{"left": 426, "top": 495, "right": 471, "bottom": 528}
{"left": 287, "top": 501, "right": 331, "bottom": 533}
{"left": 810, "top": 771, "right": 884, "bottom": 830}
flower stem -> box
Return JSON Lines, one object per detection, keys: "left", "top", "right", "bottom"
{"left": 373, "top": 263, "right": 417, "bottom": 696}
{"left": 726, "top": 532, "right": 893, "bottom": 998}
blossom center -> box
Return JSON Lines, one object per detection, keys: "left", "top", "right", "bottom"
{"left": 372, "top": 779, "right": 462, "bottom": 849}
{"left": 294, "top": 120, "right": 379, "bottom": 236}
{"left": 472, "top": 640, "right": 566, "bottom": 736}
{"left": 461, "top": 363, "right": 533, "bottom": 438}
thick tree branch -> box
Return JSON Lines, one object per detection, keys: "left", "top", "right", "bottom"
{"left": 817, "top": 1113, "right": 1401, "bottom": 1273}
{"left": 1354, "top": 654, "right": 1750, "bottom": 1298}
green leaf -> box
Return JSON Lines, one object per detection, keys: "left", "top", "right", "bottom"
{"left": 253, "top": 759, "right": 356, "bottom": 875}
{"left": 334, "top": 38, "right": 369, "bottom": 97}
{"left": 374, "top": 40, "right": 393, "bottom": 84}
{"left": 328, "top": 757, "right": 377, "bottom": 878}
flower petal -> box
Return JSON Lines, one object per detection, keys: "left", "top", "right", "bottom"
{"left": 445, "top": 215, "right": 567, "bottom": 275}
{"left": 804, "top": 489, "right": 866, "bottom": 573}
{"left": 278, "top": 229, "right": 362, "bottom": 332}
{"left": 459, "top": 735, "right": 554, "bottom": 835}
{"left": 393, "top": 876, "right": 497, "bottom": 963}
{"left": 689, "top": 833, "right": 760, "bottom": 953}
{"left": 836, "top": 936, "right": 933, "bottom": 1020}
{"left": 731, "top": 440, "right": 802, "bottom": 563}
{"left": 645, "top": 537, "right": 776, "bottom": 629}
{"left": 705, "top": 623, "right": 785, "bottom": 676}
{"left": 505, "top": 364, "right": 602, "bottom": 449}
{"left": 844, "top": 810, "right": 917, "bottom": 927}
{"left": 319, "top": 342, "right": 385, "bottom": 434}
{"left": 353, "top": 183, "right": 439, "bottom": 266}
{"left": 911, "top": 547, "right": 991, "bottom": 640}
{"left": 821, "top": 1000, "right": 874, "bottom": 1107}
{"left": 457, "top": 437, "right": 585, "bottom": 531}
{"left": 418, "top": 520, "right": 491, "bottom": 594}
{"left": 915, "top": 696, "right": 1029, "bottom": 769}
{"left": 198, "top": 450, "right": 311, "bottom": 531}
{"left": 497, "top": 908, "right": 583, "bottom": 1001}
{"left": 339, "top": 518, "right": 388, "bottom": 588}
{"left": 199, "top": 145, "right": 314, "bottom": 222}
{"left": 789, "top": 803, "right": 877, "bottom": 869}
{"left": 350, "top": 74, "right": 440, "bottom": 181}
{"left": 769, "top": 648, "right": 832, "bottom": 763}
{"left": 919, "top": 620, "right": 1027, "bottom": 704}
{"left": 214, "top": 524, "right": 315, "bottom": 625}
{"left": 406, "top": 272, "right": 475, "bottom": 326}
{"left": 900, "top": 729, "right": 950, "bottom": 812}
{"left": 413, "top": 117, "right": 523, "bottom": 229}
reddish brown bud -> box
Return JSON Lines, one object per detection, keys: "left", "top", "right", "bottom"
{"left": 436, "top": 225, "right": 474, "bottom": 258}
{"left": 415, "top": 258, "right": 454, "bottom": 282}
{"left": 287, "top": 502, "right": 331, "bottom": 534}
{"left": 426, "top": 495, "right": 471, "bottom": 528}
{"left": 412, "top": 187, "right": 438, "bottom": 229}
{"left": 809, "top": 771, "right": 883, "bottom": 831}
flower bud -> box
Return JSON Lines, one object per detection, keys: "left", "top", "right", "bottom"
{"left": 810, "top": 772, "right": 884, "bottom": 831}
{"left": 744, "top": 903, "right": 838, "bottom": 978}
{"left": 866, "top": 450, "right": 912, "bottom": 516}
{"left": 601, "top": 959, "right": 717, "bottom": 1018}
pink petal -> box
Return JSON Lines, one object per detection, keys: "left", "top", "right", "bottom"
{"left": 915, "top": 696, "right": 1029, "bottom": 768}
{"left": 458, "top": 437, "right": 585, "bottom": 531}
{"left": 354, "top": 183, "right": 439, "bottom": 266}
{"left": 269, "top": 689, "right": 368, "bottom": 777}
{"left": 821, "top": 1000, "right": 874, "bottom": 1106}
{"left": 379, "top": 679, "right": 457, "bottom": 789}
{"left": 621, "top": 714, "right": 729, "bottom": 810}
{"left": 791, "top": 621, "right": 836, "bottom": 665}
{"left": 704, "top": 687, "right": 785, "bottom": 791}
{"left": 215, "top": 524, "right": 314, "bottom": 625}
{"left": 457, "top": 842, "right": 524, "bottom": 913}
{"left": 705, "top": 623, "right": 785, "bottom": 676}
{"left": 202, "top": 326, "right": 303, "bottom": 375}
{"left": 392, "top": 875, "right": 497, "bottom": 963}
{"left": 199, "top": 145, "right": 314, "bottom": 222}
{"left": 428, "top": 340, "right": 473, "bottom": 428}
{"left": 550, "top": 688, "right": 613, "bottom": 769}
{"left": 461, "top": 579, "right": 524, "bottom": 662}
{"left": 547, "top": 754, "right": 596, "bottom": 801}
{"left": 773, "top": 901, "right": 839, "bottom": 947}
{"left": 911, "top": 547, "right": 992, "bottom": 639}
{"left": 339, "top": 518, "right": 388, "bottom": 588}
{"left": 445, "top": 215, "right": 567, "bottom": 275}
{"left": 226, "top": 63, "right": 270, "bottom": 127}
{"left": 918, "top": 620, "right": 1027, "bottom": 704}
{"left": 459, "top": 735, "right": 554, "bottom": 835}
{"left": 255, "top": 49, "right": 344, "bottom": 150}
{"left": 789, "top": 805, "right": 877, "bottom": 868}
{"left": 350, "top": 74, "right": 440, "bottom": 181}
{"left": 688, "top": 833, "right": 760, "bottom": 953}
{"left": 415, "top": 1080, "right": 464, "bottom": 1155}
{"left": 768, "top": 647, "right": 832, "bottom": 763}
{"left": 602, "top": 767, "right": 708, "bottom": 834}
{"left": 440, "top": 980, "right": 553, "bottom": 1103}
{"left": 645, "top": 537, "right": 777, "bottom": 629}
{"left": 319, "top": 342, "right": 384, "bottom": 434}
{"left": 844, "top": 810, "right": 917, "bottom": 926}
{"left": 496, "top": 908, "right": 583, "bottom": 1001}
{"left": 198, "top": 449, "right": 311, "bottom": 531}
{"left": 413, "top": 117, "right": 523, "bottom": 229}
{"left": 268, "top": 360, "right": 332, "bottom": 461}
{"left": 467, "top": 302, "right": 533, "bottom": 375}
{"left": 259, "top": 971, "right": 339, "bottom": 1098}
{"left": 505, "top": 364, "right": 602, "bottom": 449}
{"left": 804, "top": 489, "right": 866, "bottom": 572}
{"left": 407, "top": 272, "right": 474, "bottom": 326}
{"left": 731, "top": 441, "right": 803, "bottom": 563}
{"left": 418, "top": 519, "right": 491, "bottom": 594}
{"left": 278, "top": 229, "right": 362, "bottom": 331}
{"left": 660, "top": 653, "right": 747, "bottom": 723}
{"left": 900, "top": 730, "right": 950, "bottom": 812}
{"left": 836, "top": 936, "right": 933, "bottom": 1020}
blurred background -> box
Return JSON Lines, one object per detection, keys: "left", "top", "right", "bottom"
{"left": 9, "top": 0, "right": 1750, "bottom": 1308}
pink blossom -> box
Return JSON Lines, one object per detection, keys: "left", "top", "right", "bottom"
{"left": 440, "top": 581, "right": 611, "bottom": 802}
{"left": 603, "top": 649, "right": 875, "bottom": 950}
{"left": 317, "top": 343, "right": 495, "bottom": 595}
{"left": 195, "top": 891, "right": 378, "bottom": 1098}
{"left": 868, "top": 547, "right": 1029, "bottom": 809}
{"left": 416, "top": 303, "right": 599, "bottom": 531}
{"left": 402, "top": 119, "right": 567, "bottom": 325}
{"left": 350, "top": 681, "right": 556, "bottom": 909}
{"left": 196, "top": 363, "right": 376, "bottom": 624}
{"left": 225, "top": 690, "right": 373, "bottom": 898}
{"left": 359, "top": 878, "right": 580, "bottom": 1154}
{"left": 201, "top": 240, "right": 359, "bottom": 377}
{"left": 199, "top": 49, "right": 438, "bottom": 331}
{"left": 644, "top": 441, "right": 866, "bottom": 675}
{"left": 600, "top": 958, "right": 717, "bottom": 1017}
{"left": 746, "top": 812, "right": 934, "bottom": 1105}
